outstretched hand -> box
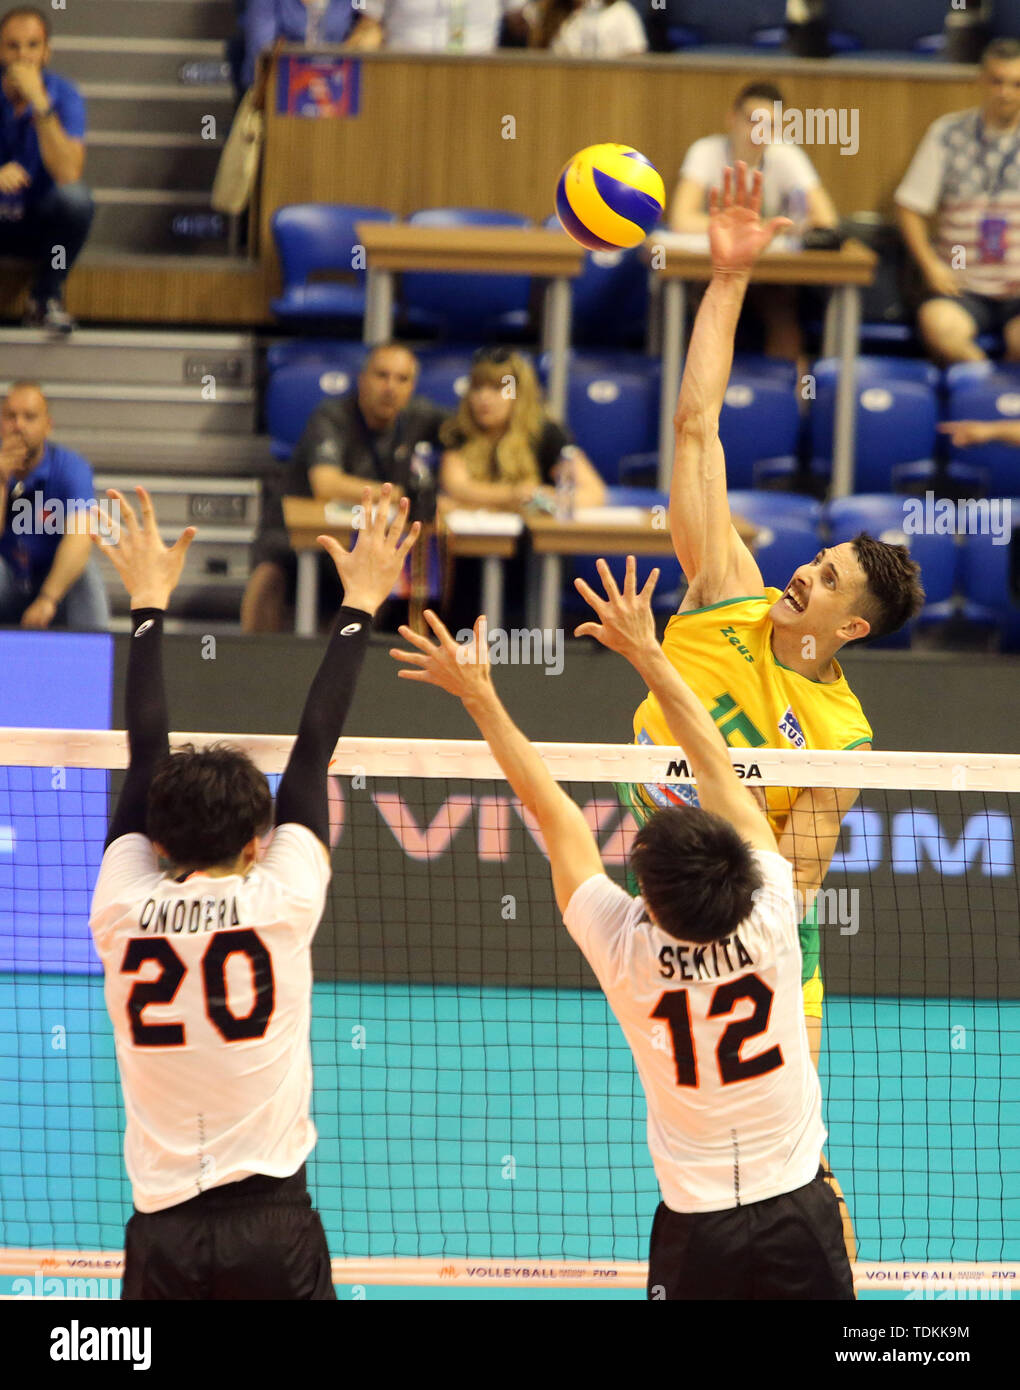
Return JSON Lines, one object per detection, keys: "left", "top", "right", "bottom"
{"left": 318, "top": 483, "right": 421, "bottom": 616}
{"left": 709, "top": 162, "right": 793, "bottom": 275}
{"left": 92, "top": 485, "right": 196, "bottom": 610}
{"left": 390, "top": 611, "right": 495, "bottom": 705}
{"left": 573, "top": 556, "right": 660, "bottom": 666}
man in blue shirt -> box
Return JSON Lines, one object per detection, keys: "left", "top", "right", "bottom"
{"left": 0, "top": 381, "right": 109, "bottom": 628}
{"left": 0, "top": 7, "right": 93, "bottom": 332}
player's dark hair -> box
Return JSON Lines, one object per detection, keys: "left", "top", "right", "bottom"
{"left": 734, "top": 81, "right": 785, "bottom": 110}
{"left": 146, "top": 743, "right": 272, "bottom": 871}
{"left": 982, "top": 38, "right": 1020, "bottom": 67}
{"left": 850, "top": 532, "right": 926, "bottom": 642}
{"left": 629, "top": 807, "right": 762, "bottom": 945}
{"left": 0, "top": 6, "right": 50, "bottom": 40}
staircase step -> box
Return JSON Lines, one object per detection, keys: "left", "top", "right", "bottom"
{"left": 93, "top": 473, "right": 261, "bottom": 527}
{"left": 53, "top": 0, "right": 236, "bottom": 42}
{"left": 0, "top": 382, "right": 255, "bottom": 433}
{"left": 55, "top": 428, "right": 273, "bottom": 476}
{"left": 0, "top": 328, "right": 256, "bottom": 387}
{"left": 89, "top": 192, "right": 231, "bottom": 255}
{"left": 86, "top": 135, "right": 222, "bottom": 194}
{"left": 83, "top": 85, "right": 235, "bottom": 136}
{"left": 54, "top": 36, "right": 232, "bottom": 87}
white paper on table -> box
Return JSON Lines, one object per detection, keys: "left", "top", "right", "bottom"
{"left": 648, "top": 231, "right": 801, "bottom": 256}
{"left": 444, "top": 509, "right": 524, "bottom": 536}
{"left": 572, "top": 507, "right": 650, "bottom": 526}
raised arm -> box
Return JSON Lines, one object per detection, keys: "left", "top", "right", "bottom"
{"left": 92, "top": 487, "right": 196, "bottom": 848}
{"left": 670, "top": 164, "right": 789, "bottom": 606}
{"left": 575, "top": 557, "right": 776, "bottom": 855}
{"left": 390, "top": 613, "right": 604, "bottom": 913}
{"left": 274, "top": 484, "right": 419, "bottom": 852}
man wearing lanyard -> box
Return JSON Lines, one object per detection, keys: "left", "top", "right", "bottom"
{"left": 897, "top": 38, "right": 1020, "bottom": 364}
{"left": 0, "top": 6, "right": 93, "bottom": 334}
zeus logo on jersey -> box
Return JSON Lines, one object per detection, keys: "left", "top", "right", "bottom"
{"left": 778, "top": 706, "right": 806, "bottom": 749}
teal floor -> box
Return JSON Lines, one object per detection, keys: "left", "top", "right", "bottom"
{"left": 1, "top": 975, "right": 1017, "bottom": 1278}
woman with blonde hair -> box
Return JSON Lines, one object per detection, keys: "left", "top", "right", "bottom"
{"left": 439, "top": 347, "right": 605, "bottom": 511}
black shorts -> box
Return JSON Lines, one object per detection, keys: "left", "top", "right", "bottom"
{"left": 122, "top": 1165, "right": 337, "bottom": 1301}
{"left": 924, "top": 289, "right": 1020, "bottom": 337}
{"left": 647, "top": 1167, "right": 854, "bottom": 1301}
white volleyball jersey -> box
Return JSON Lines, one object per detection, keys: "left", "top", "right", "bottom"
{"left": 89, "top": 825, "right": 331, "bottom": 1213}
{"left": 563, "top": 850, "right": 825, "bottom": 1213}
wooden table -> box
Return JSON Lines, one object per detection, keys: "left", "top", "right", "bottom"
{"left": 526, "top": 507, "right": 677, "bottom": 633}
{"left": 646, "top": 236, "right": 877, "bottom": 498}
{"left": 283, "top": 495, "right": 521, "bottom": 635}
{"left": 356, "top": 223, "right": 585, "bottom": 421}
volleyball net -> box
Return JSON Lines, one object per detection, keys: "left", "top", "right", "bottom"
{"left": 1, "top": 731, "right": 1018, "bottom": 1293}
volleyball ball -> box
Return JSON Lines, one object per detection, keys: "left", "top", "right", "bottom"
{"left": 555, "top": 143, "right": 665, "bottom": 251}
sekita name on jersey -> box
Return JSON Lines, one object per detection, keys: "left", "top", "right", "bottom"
{"left": 778, "top": 705, "right": 806, "bottom": 749}
{"left": 139, "top": 895, "right": 242, "bottom": 934}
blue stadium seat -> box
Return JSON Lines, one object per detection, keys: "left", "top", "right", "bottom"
{"left": 809, "top": 357, "right": 938, "bottom": 492}
{"left": 728, "top": 490, "right": 823, "bottom": 528}
{"left": 826, "top": 494, "right": 959, "bottom": 639}
{"left": 400, "top": 208, "right": 533, "bottom": 338}
{"left": 750, "top": 521, "right": 821, "bottom": 594}
{"left": 270, "top": 204, "right": 397, "bottom": 323}
{"left": 562, "top": 359, "right": 659, "bottom": 483}
{"left": 959, "top": 503, "right": 1020, "bottom": 650}
{"left": 718, "top": 367, "right": 801, "bottom": 489}
{"left": 266, "top": 340, "right": 368, "bottom": 374}
{"left": 413, "top": 351, "right": 476, "bottom": 412}
{"left": 943, "top": 363, "right": 1020, "bottom": 497}
{"left": 543, "top": 214, "right": 649, "bottom": 347}
{"left": 265, "top": 362, "right": 356, "bottom": 460}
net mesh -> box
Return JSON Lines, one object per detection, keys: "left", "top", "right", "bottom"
{"left": 1, "top": 732, "right": 1018, "bottom": 1282}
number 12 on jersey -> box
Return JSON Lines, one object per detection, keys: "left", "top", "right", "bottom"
{"left": 652, "top": 975, "right": 784, "bottom": 1087}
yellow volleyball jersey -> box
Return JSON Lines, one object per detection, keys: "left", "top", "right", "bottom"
{"left": 632, "top": 588, "right": 873, "bottom": 840}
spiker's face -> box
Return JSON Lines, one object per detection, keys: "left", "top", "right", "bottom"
{"left": 768, "top": 542, "right": 871, "bottom": 645}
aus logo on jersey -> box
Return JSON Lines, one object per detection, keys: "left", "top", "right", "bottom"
{"left": 778, "top": 706, "right": 806, "bottom": 749}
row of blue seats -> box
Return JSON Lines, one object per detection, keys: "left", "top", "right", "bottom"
{"left": 591, "top": 489, "right": 1020, "bottom": 651}
{"left": 264, "top": 345, "right": 1020, "bottom": 496}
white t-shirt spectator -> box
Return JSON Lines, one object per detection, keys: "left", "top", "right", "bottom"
{"left": 562, "top": 849, "right": 825, "bottom": 1214}
{"left": 550, "top": 1, "right": 648, "bottom": 56}
{"left": 680, "top": 134, "right": 820, "bottom": 221}
{"left": 361, "top": 0, "right": 520, "bottom": 50}
{"left": 895, "top": 108, "right": 1020, "bottom": 299}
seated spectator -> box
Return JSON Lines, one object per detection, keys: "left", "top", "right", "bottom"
{"left": 439, "top": 347, "right": 606, "bottom": 511}
{"left": 242, "top": 342, "right": 447, "bottom": 633}
{"left": 896, "top": 39, "right": 1020, "bottom": 365}
{"left": 345, "top": 0, "right": 526, "bottom": 51}
{"left": 670, "top": 81, "right": 838, "bottom": 360}
{"left": 242, "top": 0, "right": 355, "bottom": 87}
{"left": 526, "top": 0, "right": 648, "bottom": 56}
{"left": 0, "top": 7, "right": 93, "bottom": 334}
{"left": 0, "top": 381, "right": 108, "bottom": 630}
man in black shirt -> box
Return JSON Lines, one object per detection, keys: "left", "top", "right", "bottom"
{"left": 243, "top": 342, "right": 447, "bottom": 632}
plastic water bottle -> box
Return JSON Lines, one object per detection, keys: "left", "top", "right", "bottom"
{"left": 786, "top": 187, "right": 808, "bottom": 250}
{"left": 305, "top": 0, "right": 328, "bottom": 50}
{"left": 448, "top": 0, "right": 467, "bottom": 52}
{"left": 407, "top": 442, "right": 437, "bottom": 525}
{"left": 555, "top": 446, "right": 577, "bottom": 521}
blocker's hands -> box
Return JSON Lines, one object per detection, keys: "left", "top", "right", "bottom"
{"left": 318, "top": 483, "right": 420, "bottom": 616}
{"left": 709, "top": 162, "right": 793, "bottom": 275}
{"left": 391, "top": 611, "right": 495, "bottom": 705}
{"left": 574, "top": 556, "right": 660, "bottom": 665}
{"left": 92, "top": 485, "right": 196, "bottom": 610}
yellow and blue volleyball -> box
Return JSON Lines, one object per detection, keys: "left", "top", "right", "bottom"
{"left": 555, "top": 143, "right": 665, "bottom": 251}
